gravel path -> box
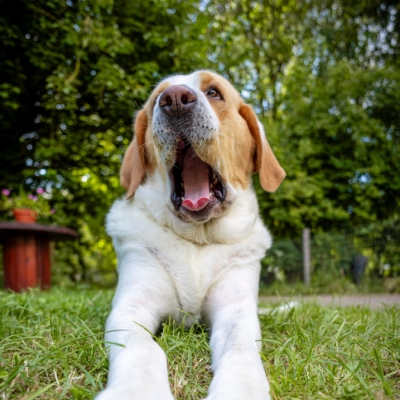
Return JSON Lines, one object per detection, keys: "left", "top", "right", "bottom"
{"left": 259, "top": 294, "right": 400, "bottom": 310}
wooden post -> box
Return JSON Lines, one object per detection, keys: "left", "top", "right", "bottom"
{"left": 4, "top": 234, "right": 41, "bottom": 292}
{"left": 37, "top": 237, "right": 51, "bottom": 290}
{"left": 303, "top": 228, "right": 311, "bottom": 285}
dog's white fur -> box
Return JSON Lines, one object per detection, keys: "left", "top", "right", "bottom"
{"left": 96, "top": 71, "right": 285, "bottom": 400}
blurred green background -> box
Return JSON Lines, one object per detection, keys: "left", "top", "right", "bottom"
{"left": 0, "top": 0, "right": 399, "bottom": 290}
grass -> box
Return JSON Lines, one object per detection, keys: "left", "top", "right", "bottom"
{"left": 0, "top": 289, "right": 399, "bottom": 399}
{"left": 260, "top": 302, "right": 400, "bottom": 399}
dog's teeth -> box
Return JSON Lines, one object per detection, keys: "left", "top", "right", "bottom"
{"left": 181, "top": 197, "right": 185, "bottom": 202}
{"left": 210, "top": 192, "right": 214, "bottom": 198}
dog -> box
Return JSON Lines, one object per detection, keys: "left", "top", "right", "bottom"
{"left": 96, "top": 70, "right": 285, "bottom": 400}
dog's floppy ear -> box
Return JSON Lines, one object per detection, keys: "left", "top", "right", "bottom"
{"left": 239, "top": 104, "right": 285, "bottom": 192}
{"left": 120, "top": 109, "right": 148, "bottom": 199}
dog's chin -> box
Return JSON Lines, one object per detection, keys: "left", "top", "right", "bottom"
{"left": 172, "top": 198, "right": 227, "bottom": 223}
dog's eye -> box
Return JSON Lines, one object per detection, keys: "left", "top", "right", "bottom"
{"left": 207, "top": 88, "right": 222, "bottom": 100}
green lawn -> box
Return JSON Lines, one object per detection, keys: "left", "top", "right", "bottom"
{"left": 0, "top": 289, "right": 399, "bottom": 399}
{"left": 259, "top": 273, "right": 400, "bottom": 296}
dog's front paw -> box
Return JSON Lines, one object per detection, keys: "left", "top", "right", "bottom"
{"left": 95, "top": 388, "right": 132, "bottom": 400}
{"left": 205, "top": 386, "right": 271, "bottom": 400}
{"left": 205, "top": 358, "right": 271, "bottom": 400}
{"left": 95, "top": 386, "right": 174, "bottom": 400}
{"left": 204, "top": 384, "right": 271, "bottom": 400}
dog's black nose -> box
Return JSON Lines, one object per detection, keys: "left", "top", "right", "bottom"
{"left": 159, "top": 85, "right": 197, "bottom": 117}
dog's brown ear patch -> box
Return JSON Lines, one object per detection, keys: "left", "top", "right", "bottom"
{"left": 120, "top": 109, "right": 148, "bottom": 198}
{"left": 239, "top": 104, "right": 285, "bottom": 192}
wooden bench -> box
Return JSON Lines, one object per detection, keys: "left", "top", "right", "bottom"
{"left": 0, "top": 222, "right": 78, "bottom": 292}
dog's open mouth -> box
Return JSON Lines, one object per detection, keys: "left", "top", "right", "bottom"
{"left": 170, "top": 137, "right": 226, "bottom": 214}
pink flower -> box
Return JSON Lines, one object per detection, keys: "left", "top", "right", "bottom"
{"left": 50, "top": 209, "right": 55, "bottom": 214}
{"left": 36, "top": 188, "right": 45, "bottom": 194}
{"left": 28, "top": 194, "right": 38, "bottom": 201}
{"left": 1, "top": 189, "right": 10, "bottom": 196}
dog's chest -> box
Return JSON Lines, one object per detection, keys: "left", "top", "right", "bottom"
{"left": 147, "top": 238, "right": 250, "bottom": 320}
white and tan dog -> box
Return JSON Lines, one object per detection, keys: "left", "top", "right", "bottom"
{"left": 96, "top": 70, "right": 285, "bottom": 400}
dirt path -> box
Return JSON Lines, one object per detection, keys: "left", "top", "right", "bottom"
{"left": 259, "top": 294, "right": 400, "bottom": 310}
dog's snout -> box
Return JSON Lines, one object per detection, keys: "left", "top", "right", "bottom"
{"left": 159, "top": 85, "right": 197, "bottom": 116}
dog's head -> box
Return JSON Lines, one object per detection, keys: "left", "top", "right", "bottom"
{"left": 121, "top": 71, "right": 285, "bottom": 223}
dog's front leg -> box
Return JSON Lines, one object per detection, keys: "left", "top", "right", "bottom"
{"left": 96, "top": 269, "right": 176, "bottom": 400}
{"left": 204, "top": 267, "right": 271, "bottom": 400}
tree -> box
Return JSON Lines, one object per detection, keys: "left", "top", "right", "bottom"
{"left": 207, "top": 0, "right": 400, "bottom": 236}
{"left": 207, "top": 0, "right": 312, "bottom": 119}
{"left": 0, "top": 0, "right": 209, "bottom": 283}
{"left": 260, "top": 60, "right": 400, "bottom": 236}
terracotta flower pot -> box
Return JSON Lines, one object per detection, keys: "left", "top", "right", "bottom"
{"left": 13, "top": 209, "right": 37, "bottom": 223}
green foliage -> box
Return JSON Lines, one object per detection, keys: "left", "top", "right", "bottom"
{"left": 208, "top": 0, "right": 310, "bottom": 119}
{"left": 266, "top": 61, "right": 400, "bottom": 233}
{"left": 261, "top": 217, "right": 400, "bottom": 296}
{"left": 208, "top": 0, "right": 400, "bottom": 236}
{"left": 312, "top": 216, "right": 400, "bottom": 278}
{"left": 261, "top": 239, "right": 303, "bottom": 284}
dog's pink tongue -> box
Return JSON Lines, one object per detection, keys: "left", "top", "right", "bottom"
{"left": 182, "top": 149, "right": 210, "bottom": 211}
